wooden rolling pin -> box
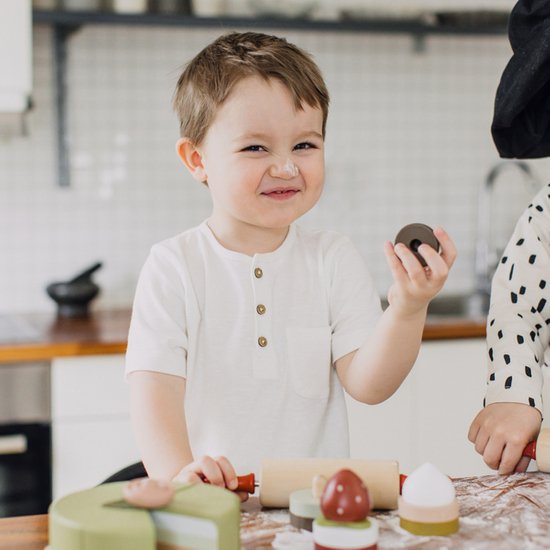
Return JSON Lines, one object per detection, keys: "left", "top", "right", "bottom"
{"left": 259, "top": 458, "right": 400, "bottom": 510}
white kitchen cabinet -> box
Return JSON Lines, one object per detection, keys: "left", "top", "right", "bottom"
{"left": 0, "top": 1, "right": 32, "bottom": 113}
{"left": 346, "top": 338, "right": 494, "bottom": 477}
{"left": 51, "top": 354, "right": 140, "bottom": 498}
{"left": 346, "top": 373, "right": 416, "bottom": 472}
{"left": 412, "top": 339, "right": 492, "bottom": 477}
{"left": 52, "top": 339, "right": 546, "bottom": 498}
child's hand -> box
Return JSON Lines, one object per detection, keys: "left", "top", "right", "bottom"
{"left": 173, "top": 455, "right": 249, "bottom": 502}
{"left": 384, "top": 226, "right": 456, "bottom": 316}
{"left": 468, "top": 403, "right": 542, "bottom": 474}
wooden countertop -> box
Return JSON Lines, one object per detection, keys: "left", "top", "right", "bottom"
{"left": 0, "top": 309, "right": 130, "bottom": 364}
{"left": 2, "top": 472, "right": 550, "bottom": 549}
{"left": 0, "top": 308, "right": 486, "bottom": 365}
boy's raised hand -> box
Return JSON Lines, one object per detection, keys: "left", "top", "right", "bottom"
{"left": 384, "top": 226, "right": 456, "bottom": 316}
{"left": 173, "top": 455, "right": 249, "bottom": 502}
{"left": 468, "top": 403, "right": 542, "bottom": 474}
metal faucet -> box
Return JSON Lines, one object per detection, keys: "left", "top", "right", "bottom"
{"left": 473, "top": 160, "right": 540, "bottom": 312}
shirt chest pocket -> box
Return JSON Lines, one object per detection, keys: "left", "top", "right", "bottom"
{"left": 286, "top": 326, "right": 332, "bottom": 399}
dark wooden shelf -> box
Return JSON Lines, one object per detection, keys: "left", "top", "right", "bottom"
{"left": 32, "top": 8, "right": 508, "bottom": 188}
{"left": 33, "top": 9, "right": 508, "bottom": 36}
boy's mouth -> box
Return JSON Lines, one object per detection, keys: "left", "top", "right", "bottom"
{"left": 261, "top": 187, "right": 300, "bottom": 200}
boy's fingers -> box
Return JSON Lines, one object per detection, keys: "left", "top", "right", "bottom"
{"left": 418, "top": 244, "right": 448, "bottom": 280}
{"left": 433, "top": 226, "right": 457, "bottom": 268}
{"left": 384, "top": 242, "right": 408, "bottom": 285}
{"left": 393, "top": 243, "right": 426, "bottom": 282}
{"left": 174, "top": 469, "right": 202, "bottom": 484}
{"left": 214, "top": 455, "right": 238, "bottom": 490}
{"left": 196, "top": 456, "right": 224, "bottom": 487}
{"left": 235, "top": 490, "right": 250, "bottom": 502}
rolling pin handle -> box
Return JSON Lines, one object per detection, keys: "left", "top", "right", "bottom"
{"left": 237, "top": 473, "right": 256, "bottom": 494}
{"left": 201, "top": 473, "right": 256, "bottom": 494}
{"left": 523, "top": 440, "right": 537, "bottom": 460}
{"left": 399, "top": 473, "right": 408, "bottom": 494}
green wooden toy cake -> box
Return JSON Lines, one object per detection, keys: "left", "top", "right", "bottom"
{"left": 48, "top": 480, "right": 241, "bottom": 550}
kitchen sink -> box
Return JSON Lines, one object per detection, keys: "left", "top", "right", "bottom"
{"left": 0, "top": 315, "right": 41, "bottom": 344}
{"left": 427, "top": 293, "right": 489, "bottom": 318}
{"left": 382, "top": 293, "right": 489, "bottom": 319}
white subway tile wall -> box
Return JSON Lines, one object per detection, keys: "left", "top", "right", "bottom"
{"left": 1, "top": 24, "right": 550, "bottom": 313}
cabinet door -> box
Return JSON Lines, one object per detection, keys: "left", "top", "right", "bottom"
{"left": 346, "top": 374, "right": 416, "bottom": 474}
{"left": 52, "top": 418, "right": 139, "bottom": 498}
{"left": 412, "top": 339, "right": 492, "bottom": 477}
{"left": 51, "top": 355, "right": 140, "bottom": 498}
{"left": 346, "top": 339, "right": 493, "bottom": 477}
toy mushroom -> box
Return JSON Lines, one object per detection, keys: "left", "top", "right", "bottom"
{"left": 312, "top": 469, "right": 378, "bottom": 550}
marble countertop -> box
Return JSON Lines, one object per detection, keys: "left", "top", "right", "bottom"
{"left": 1, "top": 472, "right": 548, "bottom": 549}
{"left": 240, "top": 472, "right": 550, "bottom": 549}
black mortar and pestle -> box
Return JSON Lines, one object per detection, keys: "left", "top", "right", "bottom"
{"left": 46, "top": 262, "right": 103, "bottom": 318}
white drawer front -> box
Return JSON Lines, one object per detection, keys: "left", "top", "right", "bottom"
{"left": 52, "top": 355, "right": 128, "bottom": 418}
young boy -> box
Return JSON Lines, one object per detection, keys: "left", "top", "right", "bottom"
{"left": 125, "top": 32, "right": 456, "bottom": 499}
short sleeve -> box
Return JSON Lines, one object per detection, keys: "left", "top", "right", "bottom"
{"left": 327, "top": 237, "right": 382, "bottom": 362}
{"left": 125, "top": 242, "right": 189, "bottom": 379}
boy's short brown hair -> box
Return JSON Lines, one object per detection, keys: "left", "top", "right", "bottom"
{"left": 173, "top": 32, "right": 330, "bottom": 144}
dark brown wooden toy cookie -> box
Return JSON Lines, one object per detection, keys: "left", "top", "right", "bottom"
{"left": 394, "top": 223, "right": 440, "bottom": 267}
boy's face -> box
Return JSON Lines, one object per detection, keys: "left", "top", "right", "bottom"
{"left": 188, "top": 76, "right": 325, "bottom": 236}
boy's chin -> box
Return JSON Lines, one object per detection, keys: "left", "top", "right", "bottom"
{"left": 257, "top": 216, "right": 301, "bottom": 230}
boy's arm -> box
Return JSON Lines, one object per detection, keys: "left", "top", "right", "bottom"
{"left": 129, "top": 370, "right": 193, "bottom": 480}
{"left": 129, "top": 371, "right": 244, "bottom": 496}
{"left": 336, "top": 226, "right": 456, "bottom": 404}
{"left": 336, "top": 305, "right": 426, "bottom": 404}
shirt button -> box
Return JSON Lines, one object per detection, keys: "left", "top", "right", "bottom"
{"left": 254, "top": 267, "right": 263, "bottom": 279}
{"left": 258, "top": 336, "right": 268, "bottom": 347}
{"left": 256, "top": 304, "right": 266, "bottom": 315}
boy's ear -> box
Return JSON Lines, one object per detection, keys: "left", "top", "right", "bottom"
{"left": 176, "top": 138, "right": 207, "bottom": 183}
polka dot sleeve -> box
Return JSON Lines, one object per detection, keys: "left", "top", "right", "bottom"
{"left": 485, "top": 183, "right": 550, "bottom": 413}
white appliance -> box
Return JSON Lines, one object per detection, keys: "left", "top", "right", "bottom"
{"left": 0, "top": 0, "right": 32, "bottom": 135}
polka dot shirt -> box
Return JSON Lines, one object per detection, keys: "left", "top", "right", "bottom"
{"left": 485, "top": 183, "right": 550, "bottom": 413}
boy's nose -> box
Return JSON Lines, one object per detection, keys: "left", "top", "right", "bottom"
{"left": 269, "top": 158, "right": 299, "bottom": 179}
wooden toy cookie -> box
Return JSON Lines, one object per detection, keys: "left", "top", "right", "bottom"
{"left": 289, "top": 475, "right": 326, "bottom": 531}
{"left": 394, "top": 223, "right": 440, "bottom": 267}
{"left": 398, "top": 463, "right": 459, "bottom": 536}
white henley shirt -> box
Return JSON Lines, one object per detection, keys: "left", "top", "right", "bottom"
{"left": 126, "top": 222, "right": 382, "bottom": 475}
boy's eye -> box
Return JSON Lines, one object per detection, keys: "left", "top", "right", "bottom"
{"left": 242, "top": 145, "right": 266, "bottom": 152}
{"left": 294, "top": 142, "right": 316, "bottom": 151}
